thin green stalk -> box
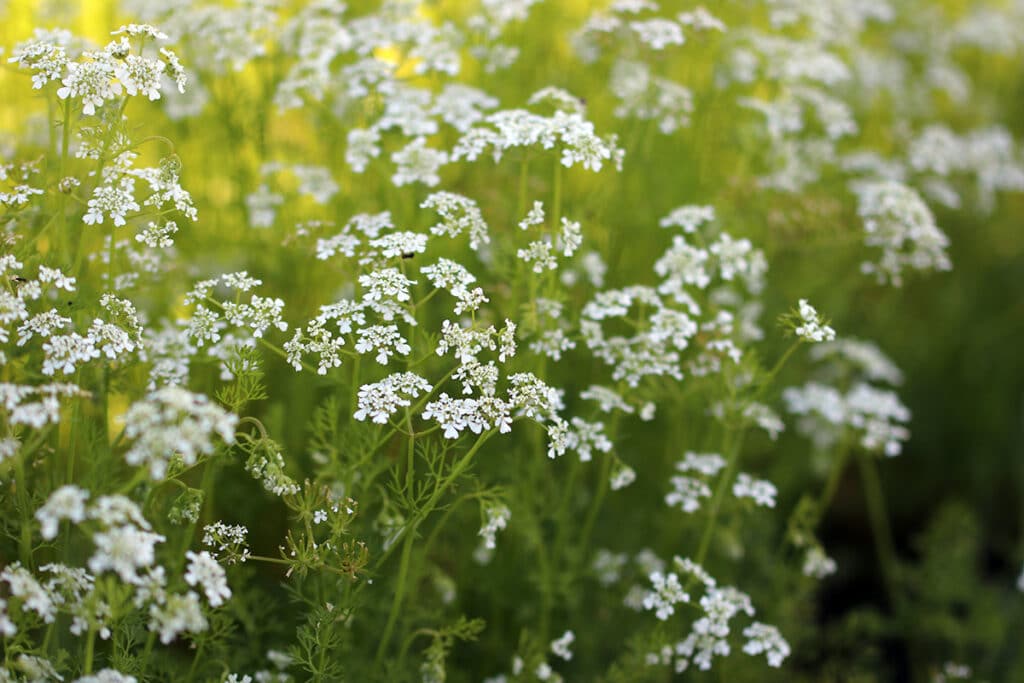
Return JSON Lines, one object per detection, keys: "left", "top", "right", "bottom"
{"left": 185, "top": 640, "right": 206, "bottom": 683}
{"left": 372, "top": 430, "right": 496, "bottom": 663}
{"left": 694, "top": 428, "right": 747, "bottom": 571}
{"left": 577, "top": 452, "right": 614, "bottom": 559}
{"left": 16, "top": 454, "right": 34, "bottom": 568}
{"left": 858, "top": 453, "right": 900, "bottom": 607}
{"left": 375, "top": 520, "right": 418, "bottom": 665}
{"left": 83, "top": 624, "right": 97, "bottom": 674}
{"left": 57, "top": 97, "right": 71, "bottom": 266}
{"left": 551, "top": 156, "right": 563, "bottom": 231}
{"left": 820, "top": 440, "right": 852, "bottom": 515}
{"left": 517, "top": 154, "right": 529, "bottom": 218}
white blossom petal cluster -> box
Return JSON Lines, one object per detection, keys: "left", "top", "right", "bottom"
{"left": 793, "top": 299, "right": 836, "bottom": 343}
{"left": 665, "top": 475, "right": 711, "bottom": 513}
{"left": 550, "top": 630, "right": 575, "bottom": 661}
{"left": 421, "top": 191, "right": 490, "bottom": 250}
{"left": 784, "top": 381, "right": 910, "bottom": 456}
{"left": 854, "top": 181, "right": 951, "bottom": 286}
{"left": 354, "top": 324, "right": 412, "bottom": 365}
{"left": 184, "top": 551, "right": 231, "bottom": 607}
{"left": 452, "top": 102, "right": 624, "bottom": 172}
{"left": 742, "top": 622, "right": 791, "bottom": 668}
{"left": 89, "top": 525, "right": 166, "bottom": 584}
{"left": 732, "top": 473, "right": 778, "bottom": 508}
{"left": 149, "top": 591, "right": 207, "bottom": 644}
{"left": 36, "top": 485, "right": 90, "bottom": 540}
{"left": 643, "top": 571, "right": 689, "bottom": 620}
{"left": 802, "top": 546, "right": 838, "bottom": 579}
{"left": 478, "top": 503, "right": 511, "bottom": 550}
{"left": 122, "top": 386, "right": 239, "bottom": 479}
{"left": 354, "top": 372, "right": 433, "bottom": 424}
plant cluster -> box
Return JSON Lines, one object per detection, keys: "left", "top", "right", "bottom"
{"left": 0, "top": 1, "right": 1022, "bottom": 681}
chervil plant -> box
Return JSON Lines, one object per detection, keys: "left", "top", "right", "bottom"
{"left": 0, "top": 1, "right": 1022, "bottom": 682}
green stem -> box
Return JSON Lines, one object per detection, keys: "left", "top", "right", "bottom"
{"left": 185, "top": 640, "right": 205, "bottom": 682}
{"left": 577, "top": 452, "right": 614, "bottom": 558}
{"left": 140, "top": 631, "right": 156, "bottom": 676}
{"left": 58, "top": 97, "right": 71, "bottom": 267}
{"left": 857, "top": 453, "right": 900, "bottom": 608}
{"left": 375, "top": 520, "right": 418, "bottom": 665}
{"left": 694, "top": 428, "right": 747, "bottom": 571}
{"left": 517, "top": 154, "right": 529, "bottom": 218}
{"left": 15, "top": 454, "right": 33, "bottom": 568}
{"left": 551, "top": 156, "right": 563, "bottom": 231}
{"left": 83, "top": 624, "right": 97, "bottom": 674}
{"left": 820, "top": 441, "right": 852, "bottom": 515}
{"left": 372, "top": 430, "right": 497, "bottom": 664}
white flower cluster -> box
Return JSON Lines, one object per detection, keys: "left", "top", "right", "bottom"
{"left": 184, "top": 550, "right": 231, "bottom": 607}
{"left": 0, "top": 382, "right": 88, "bottom": 429}
{"left": 732, "top": 473, "right": 778, "bottom": 508}
{"left": 793, "top": 299, "right": 836, "bottom": 343}
{"left": 784, "top": 380, "right": 910, "bottom": 456}
{"left": 643, "top": 571, "right": 689, "bottom": 620}
{"left": 421, "top": 191, "right": 490, "bottom": 250}
{"left": 854, "top": 181, "right": 951, "bottom": 286}
{"left": 550, "top": 630, "right": 575, "bottom": 661}
{"left": 802, "top": 546, "right": 838, "bottom": 580}
{"left": 642, "top": 556, "right": 790, "bottom": 673}
{"left": 202, "top": 522, "right": 251, "bottom": 565}
{"left": 665, "top": 452, "right": 724, "bottom": 513}
{"left": 354, "top": 373, "right": 433, "bottom": 424}
{"left": 122, "top": 386, "right": 239, "bottom": 479}
{"left": 478, "top": 502, "right": 511, "bottom": 551}
{"left": 8, "top": 25, "right": 185, "bottom": 116}
{"left": 452, "top": 92, "right": 624, "bottom": 172}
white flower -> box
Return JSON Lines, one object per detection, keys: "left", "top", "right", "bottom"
{"left": 478, "top": 503, "right": 511, "bottom": 550}
{"left": 558, "top": 217, "right": 582, "bottom": 257}
{"left": 742, "top": 622, "right": 791, "bottom": 667}
{"left": 346, "top": 127, "right": 381, "bottom": 172}
{"left": 421, "top": 192, "right": 490, "bottom": 250}
{"left": 802, "top": 547, "right": 837, "bottom": 579}
{"left": 732, "top": 473, "right": 777, "bottom": 508}
{"left": 136, "top": 221, "right": 178, "bottom": 249}
{"left": 854, "top": 181, "right": 951, "bottom": 286}
{"left": 359, "top": 268, "right": 416, "bottom": 303}
{"left": 529, "top": 329, "right": 576, "bottom": 361}
{"left": 391, "top": 137, "right": 448, "bottom": 187}
{"left": 643, "top": 571, "right": 688, "bottom": 620}
{"left": 89, "top": 526, "right": 165, "bottom": 584}
{"left": 354, "top": 325, "right": 412, "bottom": 364}
{"left": 75, "top": 668, "right": 140, "bottom": 682}
{"left": 677, "top": 452, "right": 726, "bottom": 477}
{"left": 37, "top": 266, "right": 76, "bottom": 291}
{"left": 353, "top": 372, "right": 432, "bottom": 424}
{"left": 519, "top": 201, "right": 545, "bottom": 230}
{"left": 550, "top": 630, "right": 575, "bottom": 661}
{"left": 83, "top": 184, "right": 140, "bottom": 227}
{"left": 222, "top": 295, "right": 288, "bottom": 338}
{"left": 148, "top": 591, "right": 208, "bottom": 644}
{"left": 610, "top": 462, "right": 637, "bottom": 490}
{"left": 677, "top": 8, "right": 726, "bottom": 31}
{"left": 630, "top": 19, "right": 685, "bottom": 50}
{"left": 1, "top": 563, "right": 56, "bottom": 623}
{"left": 794, "top": 299, "right": 836, "bottom": 343}
{"left": 666, "top": 476, "right": 711, "bottom": 513}
{"left": 36, "top": 485, "right": 90, "bottom": 540}
{"left": 123, "top": 387, "right": 238, "bottom": 480}
{"left": 58, "top": 54, "right": 122, "bottom": 115}
{"left": 184, "top": 551, "right": 231, "bottom": 607}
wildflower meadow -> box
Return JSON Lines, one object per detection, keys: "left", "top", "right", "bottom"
{"left": 0, "top": 1, "right": 1023, "bottom": 681}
